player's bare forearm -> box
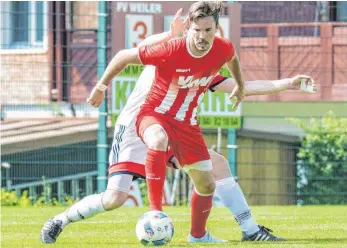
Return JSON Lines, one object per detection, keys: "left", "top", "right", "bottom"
{"left": 225, "top": 53, "right": 246, "bottom": 109}
{"left": 214, "top": 78, "right": 289, "bottom": 96}
{"left": 98, "top": 48, "right": 141, "bottom": 87}
{"left": 244, "top": 79, "right": 291, "bottom": 96}
{"left": 226, "top": 54, "right": 245, "bottom": 90}
{"left": 87, "top": 48, "right": 141, "bottom": 107}
{"left": 214, "top": 75, "right": 316, "bottom": 96}
{"left": 138, "top": 32, "right": 174, "bottom": 47}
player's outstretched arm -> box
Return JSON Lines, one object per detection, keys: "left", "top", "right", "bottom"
{"left": 87, "top": 47, "right": 141, "bottom": 107}
{"left": 138, "top": 8, "right": 188, "bottom": 47}
{"left": 213, "top": 75, "right": 317, "bottom": 96}
{"left": 225, "top": 53, "right": 246, "bottom": 109}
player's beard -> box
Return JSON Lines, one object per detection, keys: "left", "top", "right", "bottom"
{"left": 187, "top": 34, "right": 210, "bottom": 55}
{"left": 196, "top": 41, "right": 209, "bottom": 51}
{"left": 194, "top": 39, "right": 210, "bottom": 53}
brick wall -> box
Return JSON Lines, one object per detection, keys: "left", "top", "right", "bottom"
{"left": 0, "top": 2, "right": 98, "bottom": 106}
{"left": 241, "top": 1, "right": 317, "bottom": 24}
{"left": 73, "top": 2, "right": 98, "bottom": 29}
{"left": 240, "top": 24, "right": 347, "bottom": 102}
{"left": 0, "top": 53, "right": 51, "bottom": 104}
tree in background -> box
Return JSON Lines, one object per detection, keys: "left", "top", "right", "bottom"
{"left": 290, "top": 112, "right": 347, "bottom": 204}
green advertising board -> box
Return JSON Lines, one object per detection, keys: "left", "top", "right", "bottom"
{"left": 111, "top": 65, "right": 242, "bottom": 129}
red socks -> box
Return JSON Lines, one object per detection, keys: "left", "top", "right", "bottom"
{"left": 190, "top": 188, "right": 213, "bottom": 238}
{"left": 145, "top": 149, "right": 213, "bottom": 238}
{"left": 145, "top": 149, "right": 167, "bottom": 211}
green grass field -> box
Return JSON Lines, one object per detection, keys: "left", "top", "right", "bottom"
{"left": 1, "top": 206, "right": 347, "bottom": 248}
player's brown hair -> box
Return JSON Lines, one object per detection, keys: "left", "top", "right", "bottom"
{"left": 188, "top": 1, "right": 222, "bottom": 27}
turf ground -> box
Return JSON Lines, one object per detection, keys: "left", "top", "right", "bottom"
{"left": 1, "top": 206, "right": 347, "bottom": 248}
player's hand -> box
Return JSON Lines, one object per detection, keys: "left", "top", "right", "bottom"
{"left": 229, "top": 85, "right": 245, "bottom": 110}
{"left": 290, "top": 75, "right": 317, "bottom": 93}
{"left": 87, "top": 87, "right": 105, "bottom": 108}
{"left": 169, "top": 8, "right": 189, "bottom": 37}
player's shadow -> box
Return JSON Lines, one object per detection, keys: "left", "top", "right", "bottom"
{"left": 59, "top": 238, "right": 347, "bottom": 246}
{"left": 223, "top": 238, "right": 347, "bottom": 245}
{"left": 287, "top": 238, "right": 347, "bottom": 243}
{"left": 169, "top": 245, "right": 231, "bottom": 247}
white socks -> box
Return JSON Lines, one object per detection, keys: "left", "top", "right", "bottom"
{"left": 215, "top": 177, "right": 260, "bottom": 235}
{"left": 54, "top": 193, "right": 105, "bottom": 228}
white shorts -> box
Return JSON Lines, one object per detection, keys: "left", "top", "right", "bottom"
{"left": 109, "top": 124, "right": 149, "bottom": 166}
{"left": 107, "top": 174, "right": 133, "bottom": 193}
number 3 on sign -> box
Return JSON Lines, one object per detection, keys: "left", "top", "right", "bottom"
{"left": 132, "top": 21, "right": 147, "bottom": 47}
{"left": 125, "top": 15, "right": 153, "bottom": 49}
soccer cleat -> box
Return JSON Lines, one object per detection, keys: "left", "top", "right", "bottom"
{"left": 40, "top": 218, "right": 63, "bottom": 244}
{"left": 242, "top": 225, "right": 286, "bottom": 241}
{"left": 188, "top": 230, "right": 228, "bottom": 243}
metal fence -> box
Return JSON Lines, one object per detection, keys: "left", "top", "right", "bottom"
{"left": 1, "top": 1, "right": 346, "bottom": 205}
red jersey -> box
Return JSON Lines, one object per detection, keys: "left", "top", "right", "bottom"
{"left": 138, "top": 36, "right": 234, "bottom": 125}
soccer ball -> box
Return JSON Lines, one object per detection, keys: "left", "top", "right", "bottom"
{"left": 136, "top": 211, "right": 174, "bottom": 246}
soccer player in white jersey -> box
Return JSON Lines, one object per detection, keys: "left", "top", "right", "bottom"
{"left": 41, "top": 7, "right": 317, "bottom": 244}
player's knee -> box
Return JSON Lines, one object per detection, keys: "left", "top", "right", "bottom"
{"left": 102, "top": 190, "right": 128, "bottom": 210}
{"left": 210, "top": 151, "right": 232, "bottom": 180}
{"left": 195, "top": 180, "right": 216, "bottom": 195}
{"left": 143, "top": 125, "right": 168, "bottom": 150}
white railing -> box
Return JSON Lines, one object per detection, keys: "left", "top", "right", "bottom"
{"left": 7, "top": 171, "right": 98, "bottom": 203}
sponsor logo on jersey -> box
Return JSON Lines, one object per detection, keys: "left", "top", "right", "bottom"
{"left": 147, "top": 176, "right": 162, "bottom": 180}
{"left": 178, "top": 75, "right": 214, "bottom": 88}
{"left": 176, "top": 68, "right": 191, "bottom": 73}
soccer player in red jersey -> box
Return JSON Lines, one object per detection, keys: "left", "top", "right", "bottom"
{"left": 88, "top": 2, "right": 249, "bottom": 242}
